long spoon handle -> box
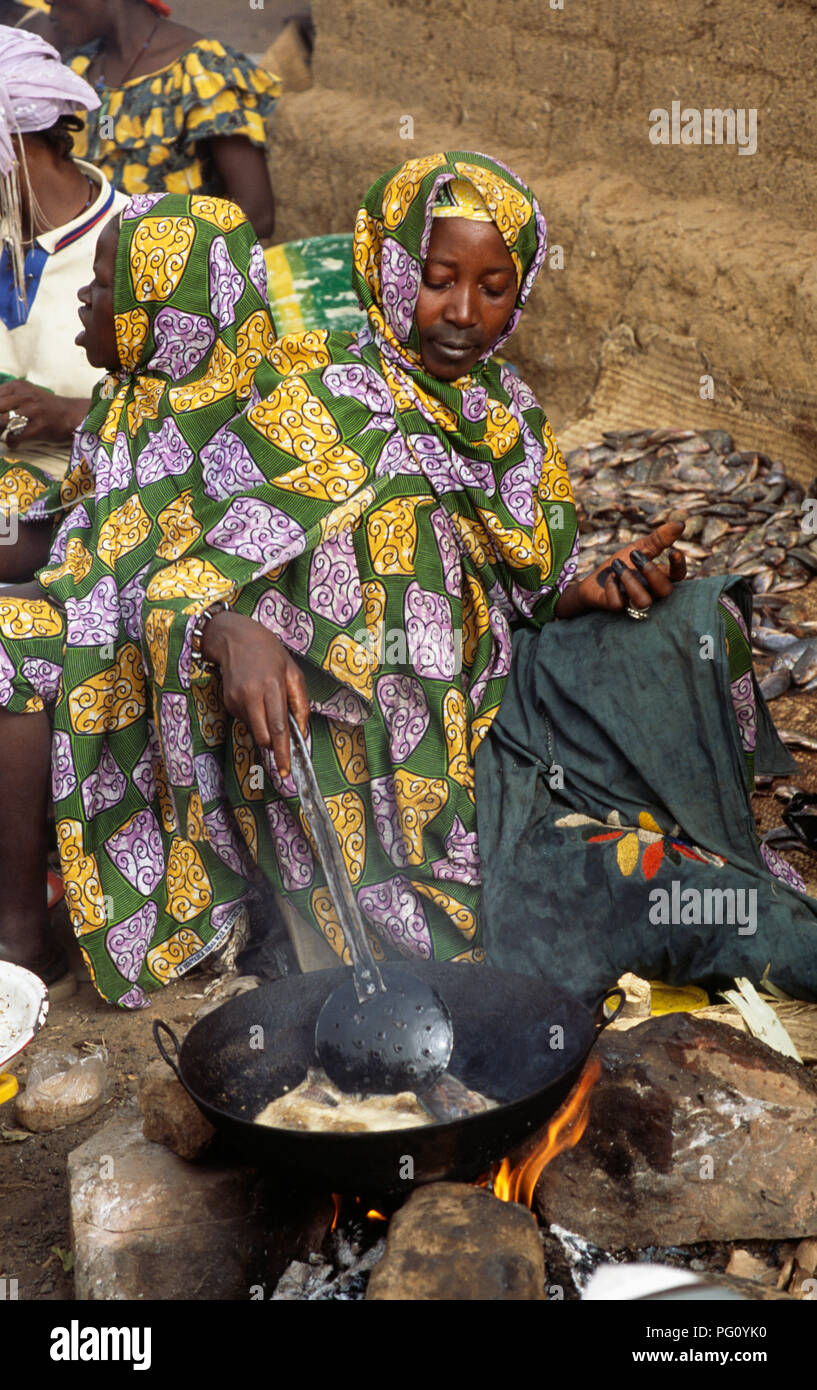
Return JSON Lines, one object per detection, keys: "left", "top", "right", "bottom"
{"left": 287, "top": 715, "right": 386, "bottom": 1003}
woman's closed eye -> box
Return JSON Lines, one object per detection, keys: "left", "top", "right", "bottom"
{"left": 481, "top": 275, "right": 515, "bottom": 298}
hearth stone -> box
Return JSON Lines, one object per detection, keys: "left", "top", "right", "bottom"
{"left": 138, "top": 1060, "right": 216, "bottom": 1160}
{"left": 68, "top": 1111, "right": 332, "bottom": 1300}
{"left": 366, "top": 1182, "right": 545, "bottom": 1300}
{"left": 535, "top": 1014, "right": 817, "bottom": 1248}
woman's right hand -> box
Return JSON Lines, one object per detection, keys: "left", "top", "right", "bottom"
{"left": 201, "top": 610, "right": 309, "bottom": 777}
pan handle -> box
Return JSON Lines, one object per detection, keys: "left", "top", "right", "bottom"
{"left": 153, "top": 1019, "right": 184, "bottom": 1083}
{"left": 594, "top": 986, "right": 626, "bottom": 1031}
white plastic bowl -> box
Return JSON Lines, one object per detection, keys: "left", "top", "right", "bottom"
{"left": 0, "top": 962, "right": 49, "bottom": 1072}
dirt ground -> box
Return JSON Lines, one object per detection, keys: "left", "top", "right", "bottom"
{"left": 1, "top": 969, "right": 199, "bottom": 1300}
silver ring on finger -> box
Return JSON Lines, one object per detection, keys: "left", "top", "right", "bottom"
{"left": 1, "top": 409, "right": 30, "bottom": 443}
{"left": 626, "top": 602, "right": 650, "bottom": 621}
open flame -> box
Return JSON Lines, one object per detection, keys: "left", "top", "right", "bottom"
{"left": 330, "top": 1057, "right": 601, "bottom": 1229}
{"left": 493, "top": 1055, "right": 601, "bottom": 1208}
{"left": 331, "top": 1193, "right": 387, "bottom": 1230}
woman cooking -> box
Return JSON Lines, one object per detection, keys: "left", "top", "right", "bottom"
{"left": 143, "top": 152, "right": 817, "bottom": 1007}
{"left": 2, "top": 153, "right": 816, "bottom": 1010}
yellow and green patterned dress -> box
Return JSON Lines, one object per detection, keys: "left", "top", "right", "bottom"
{"left": 67, "top": 39, "right": 280, "bottom": 198}
{"left": 145, "top": 152, "right": 580, "bottom": 981}
{"left": 0, "top": 193, "right": 278, "bottom": 1007}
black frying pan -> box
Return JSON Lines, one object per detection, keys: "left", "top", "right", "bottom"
{"left": 154, "top": 963, "right": 622, "bottom": 1196}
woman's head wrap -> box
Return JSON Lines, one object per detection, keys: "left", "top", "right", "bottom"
{"left": 353, "top": 150, "right": 547, "bottom": 372}
{"left": 0, "top": 25, "right": 100, "bottom": 310}
{"left": 432, "top": 177, "right": 492, "bottom": 223}
{"left": 0, "top": 24, "right": 99, "bottom": 176}
{"left": 82, "top": 190, "right": 275, "bottom": 432}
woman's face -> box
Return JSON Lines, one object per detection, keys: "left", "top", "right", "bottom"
{"left": 414, "top": 217, "right": 518, "bottom": 380}
{"left": 76, "top": 219, "right": 120, "bottom": 371}
{"left": 49, "top": 0, "right": 110, "bottom": 50}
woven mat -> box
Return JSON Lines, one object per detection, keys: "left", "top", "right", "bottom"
{"left": 558, "top": 326, "right": 817, "bottom": 485}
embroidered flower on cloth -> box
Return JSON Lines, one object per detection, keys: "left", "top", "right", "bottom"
{"left": 554, "top": 809, "right": 726, "bottom": 880}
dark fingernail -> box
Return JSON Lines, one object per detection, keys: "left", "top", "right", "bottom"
{"left": 611, "top": 558, "right": 627, "bottom": 576}
{"left": 630, "top": 550, "right": 648, "bottom": 569}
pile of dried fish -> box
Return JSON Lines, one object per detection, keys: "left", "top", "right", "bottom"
{"left": 752, "top": 613, "right": 817, "bottom": 699}
{"left": 568, "top": 428, "right": 817, "bottom": 700}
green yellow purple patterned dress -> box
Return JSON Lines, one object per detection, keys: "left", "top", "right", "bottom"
{"left": 142, "top": 152, "right": 580, "bottom": 978}
{"left": 1, "top": 193, "right": 280, "bottom": 1006}
{"left": 67, "top": 40, "right": 280, "bottom": 198}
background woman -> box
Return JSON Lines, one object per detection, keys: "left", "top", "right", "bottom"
{"left": 0, "top": 192, "right": 276, "bottom": 997}
{"left": 47, "top": 0, "right": 279, "bottom": 238}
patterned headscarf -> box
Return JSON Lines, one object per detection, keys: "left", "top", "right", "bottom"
{"left": 432, "top": 177, "right": 492, "bottom": 222}
{"left": 354, "top": 150, "right": 547, "bottom": 369}
{"left": 147, "top": 151, "right": 576, "bottom": 678}
{"left": 326, "top": 148, "right": 571, "bottom": 534}
{"left": 29, "top": 190, "right": 275, "bottom": 523}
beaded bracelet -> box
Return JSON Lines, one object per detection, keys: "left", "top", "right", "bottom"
{"left": 190, "top": 600, "right": 231, "bottom": 672}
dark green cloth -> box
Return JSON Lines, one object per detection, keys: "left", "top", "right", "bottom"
{"left": 476, "top": 575, "right": 817, "bottom": 1005}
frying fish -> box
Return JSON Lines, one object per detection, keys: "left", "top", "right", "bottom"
{"left": 254, "top": 1067, "right": 495, "bottom": 1134}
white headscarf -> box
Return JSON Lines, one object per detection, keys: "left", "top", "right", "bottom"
{"left": 0, "top": 24, "right": 99, "bottom": 176}
{"left": 0, "top": 26, "right": 100, "bottom": 313}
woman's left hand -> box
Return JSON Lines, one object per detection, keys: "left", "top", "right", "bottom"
{"left": 0, "top": 381, "right": 89, "bottom": 444}
{"left": 555, "top": 520, "right": 688, "bottom": 619}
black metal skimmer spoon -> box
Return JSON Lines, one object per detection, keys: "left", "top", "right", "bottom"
{"left": 287, "top": 715, "right": 454, "bottom": 1095}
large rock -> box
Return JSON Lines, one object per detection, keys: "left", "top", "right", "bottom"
{"left": 68, "top": 1113, "right": 331, "bottom": 1300}
{"left": 138, "top": 1060, "right": 215, "bottom": 1161}
{"left": 366, "top": 1183, "right": 545, "bottom": 1301}
{"left": 535, "top": 1015, "right": 817, "bottom": 1248}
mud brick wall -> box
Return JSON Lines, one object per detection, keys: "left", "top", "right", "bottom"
{"left": 268, "top": 0, "right": 817, "bottom": 437}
